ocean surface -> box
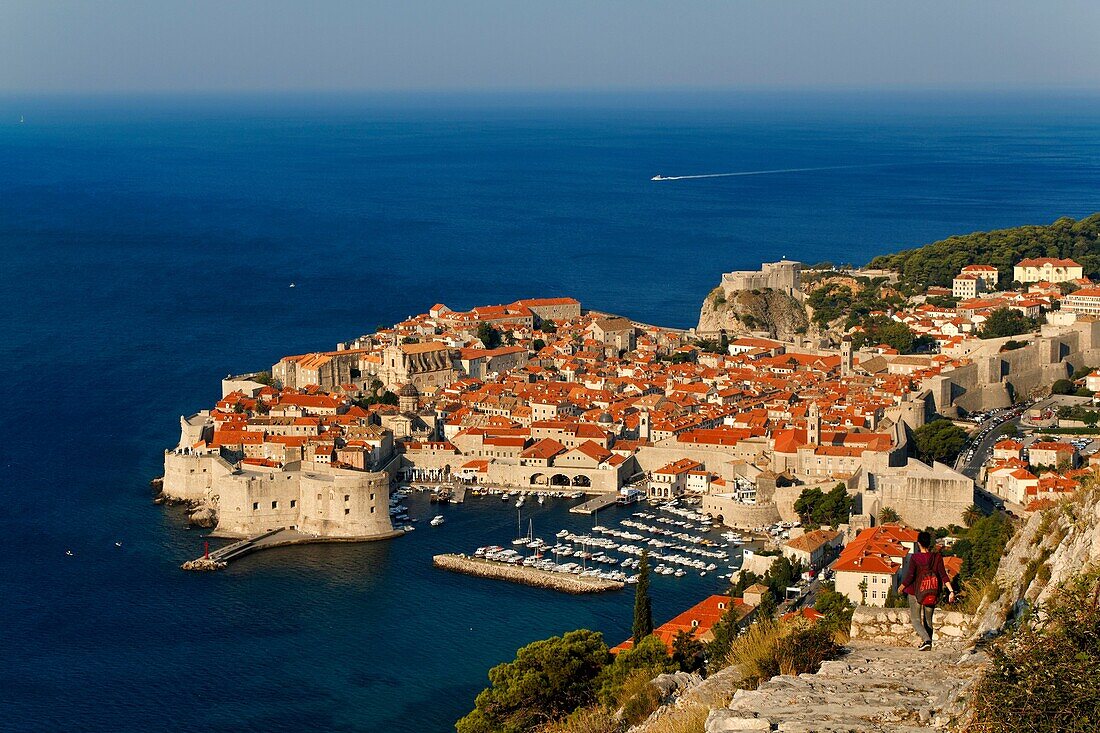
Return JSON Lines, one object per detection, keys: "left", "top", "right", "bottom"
{"left": 1, "top": 91, "right": 1099, "bottom": 732}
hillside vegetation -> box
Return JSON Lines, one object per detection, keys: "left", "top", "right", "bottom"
{"left": 868, "top": 214, "right": 1100, "bottom": 288}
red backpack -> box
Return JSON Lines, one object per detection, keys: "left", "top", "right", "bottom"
{"left": 916, "top": 553, "right": 944, "bottom": 607}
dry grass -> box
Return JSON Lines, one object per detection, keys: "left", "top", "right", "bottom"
{"left": 724, "top": 618, "right": 841, "bottom": 687}
{"left": 615, "top": 669, "right": 663, "bottom": 727}
{"left": 641, "top": 703, "right": 710, "bottom": 733}
{"left": 535, "top": 706, "right": 617, "bottom": 733}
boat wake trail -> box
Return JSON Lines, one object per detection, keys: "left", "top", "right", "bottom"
{"left": 651, "top": 163, "right": 887, "bottom": 181}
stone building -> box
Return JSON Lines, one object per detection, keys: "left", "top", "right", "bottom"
{"left": 162, "top": 450, "right": 396, "bottom": 540}
{"left": 1013, "top": 257, "right": 1083, "bottom": 284}
{"left": 720, "top": 259, "right": 802, "bottom": 299}
{"left": 373, "top": 342, "right": 457, "bottom": 391}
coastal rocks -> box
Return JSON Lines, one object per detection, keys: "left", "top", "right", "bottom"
{"left": 849, "top": 607, "right": 975, "bottom": 648}
{"left": 697, "top": 287, "right": 810, "bottom": 343}
{"left": 432, "top": 554, "right": 624, "bottom": 593}
{"left": 187, "top": 503, "right": 218, "bottom": 528}
{"left": 180, "top": 558, "right": 226, "bottom": 571}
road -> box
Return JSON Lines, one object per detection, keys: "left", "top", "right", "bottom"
{"left": 954, "top": 406, "right": 1029, "bottom": 513}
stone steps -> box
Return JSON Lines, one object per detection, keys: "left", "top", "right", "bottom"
{"left": 706, "top": 642, "right": 988, "bottom": 732}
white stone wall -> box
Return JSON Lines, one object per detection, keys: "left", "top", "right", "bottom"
{"left": 849, "top": 606, "right": 975, "bottom": 646}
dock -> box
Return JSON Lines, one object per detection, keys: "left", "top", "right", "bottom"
{"left": 181, "top": 526, "right": 403, "bottom": 571}
{"left": 433, "top": 554, "right": 624, "bottom": 593}
{"left": 569, "top": 493, "right": 621, "bottom": 515}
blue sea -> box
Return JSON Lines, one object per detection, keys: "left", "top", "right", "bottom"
{"left": 1, "top": 91, "right": 1099, "bottom": 732}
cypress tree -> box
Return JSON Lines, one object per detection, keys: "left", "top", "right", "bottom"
{"left": 632, "top": 549, "right": 653, "bottom": 645}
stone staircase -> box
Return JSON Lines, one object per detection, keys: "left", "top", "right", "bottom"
{"left": 705, "top": 641, "right": 988, "bottom": 732}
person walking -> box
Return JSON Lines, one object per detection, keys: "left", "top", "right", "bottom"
{"left": 899, "top": 530, "right": 956, "bottom": 650}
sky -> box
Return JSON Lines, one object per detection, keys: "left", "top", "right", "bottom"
{"left": 1, "top": 0, "right": 1099, "bottom": 93}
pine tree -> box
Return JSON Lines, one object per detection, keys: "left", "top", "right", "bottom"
{"left": 632, "top": 549, "right": 653, "bottom": 645}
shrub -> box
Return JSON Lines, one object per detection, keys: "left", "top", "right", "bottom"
{"left": 597, "top": 635, "right": 676, "bottom": 706}
{"left": 966, "top": 569, "right": 1100, "bottom": 733}
{"left": 727, "top": 618, "right": 841, "bottom": 687}
{"left": 616, "top": 670, "right": 663, "bottom": 727}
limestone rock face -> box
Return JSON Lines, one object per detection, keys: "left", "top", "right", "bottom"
{"left": 697, "top": 287, "right": 810, "bottom": 342}
{"left": 974, "top": 486, "right": 1100, "bottom": 636}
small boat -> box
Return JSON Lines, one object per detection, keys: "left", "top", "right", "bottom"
{"left": 289, "top": 282, "right": 296, "bottom": 288}
{"left": 555, "top": 529, "right": 569, "bottom": 538}
{"left": 114, "top": 541, "right": 123, "bottom": 548}
{"left": 430, "top": 515, "right": 445, "bottom": 526}
{"left": 651, "top": 174, "right": 669, "bottom": 181}
{"left": 65, "top": 550, "right": 73, "bottom": 556}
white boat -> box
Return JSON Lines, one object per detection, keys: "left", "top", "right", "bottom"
{"left": 430, "top": 515, "right": 445, "bottom": 526}
{"left": 651, "top": 174, "right": 670, "bottom": 181}
{"left": 555, "top": 529, "right": 569, "bottom": 538}
{"left": 289, "top": 282, "right": 296, "bottom": 288}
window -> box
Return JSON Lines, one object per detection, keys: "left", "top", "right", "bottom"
{"left": 344, "top": 495, "right": 350, "bottom": 502}
{"left": 290, "top": 500, "right": 297, "bottom": 508}
{"left": 871, "top": 591, "right": 878, "bottom": 599}
{"left": 370, "top": 507, "right": 375, "bottom": 513}
{"left": 252, "top": 502, "right": 258, "bottom": 510}
{"left": 370, "top": 493, "right": 375, "bottom": 501}
{"left": 317, "top": 493, "right": 322, "bottom": 501}
{"left": 271, "top": 501, "right": 278, "bottom": 509}
{"left": 344, "top": 508, "right": 351, "bottom": 515}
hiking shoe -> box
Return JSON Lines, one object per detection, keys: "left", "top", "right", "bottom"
{"left": 919, "top": 642, "right": 932, "bottom": 651}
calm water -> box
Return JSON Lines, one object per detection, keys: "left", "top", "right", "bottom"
{"left": 1, "top": 92, "right": 1099, "bottom": 732}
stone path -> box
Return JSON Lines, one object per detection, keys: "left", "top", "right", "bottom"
{"left": 706, "top": 641, "right": 988, "bottom": 732}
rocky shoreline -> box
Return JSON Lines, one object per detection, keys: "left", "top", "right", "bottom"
{"left": 433, "top": 554, "right": 625, "bottom": 594}
{"left": 151, "top": 476, "right": 218, "bottom": 528}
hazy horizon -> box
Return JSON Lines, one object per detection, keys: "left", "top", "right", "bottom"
{"left": 2, "top": 1, "right": 1098, "bottom": 94}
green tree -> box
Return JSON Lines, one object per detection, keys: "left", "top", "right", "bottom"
{"left": 793, "top": 484, "right": 854, "bottom": 526}
{"left": 532, "top": 338, "right": 546, "bottom": 352}
{"left": 632, "top": 550, "right": 653, "bottom": 645}
{"left": 814, "top": 586, "right": 855, "bottom": 630}
{"left": 914, "top": 418, "right": 968, "bottom": 464}
{"left": 671, "top": 630, "right": 706, "bottom": 673}
{"left": 850, "top": 315, "right": 930, "bottom": 354}
{"left": 951, "top": 512, "right": 1015, "bottom": 582}
{"left": 540, "top": 319, "right": 557, "bottom": 333}
{"left": 755, "top": 591, "right": 778, "bottom": 620}
{"left": 879, "top": 506, "right": 901, "bottom": 524}
{"left": 962, "top": 504, "right": 983, "bottom": 528}
{"left": 477, "top": 322, "right": 502, "bottom": 349}
{"left": 979, "top": 308, "right": 1040, "bottom": 339}
{"left": 456, "top": 629, "right": 610, "bottom": 733}
{"left": 1051, "top": 379, "right": 1075, "bottom": 395}
{"left": 1000, "top": 423, "right": 1020, "bottom": 438}
{"left": 868, "top": 214, "right": 1100, "bottom": 288}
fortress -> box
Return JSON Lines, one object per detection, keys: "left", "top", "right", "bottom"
{"left": 720, "top": 259, "right": 803, "bottom": 299}
{"left": 163, "top": 417, "right": 398, "bottom": 540}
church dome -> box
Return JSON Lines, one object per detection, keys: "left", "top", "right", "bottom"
{"left": 597, "top": 411, "right": 613, "bottom": 424}
{"left": 397, "top": 382, "right": 420, "bottom": 397}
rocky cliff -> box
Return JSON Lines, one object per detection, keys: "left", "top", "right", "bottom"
{"left": 696, "top": 287, "right": 810, "bottom": 342}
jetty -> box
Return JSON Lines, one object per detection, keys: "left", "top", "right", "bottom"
{"left": 569, "top": 492, "right": 620, "bottom": 515}
{"left": 181, "top": 527, "right": 403, "bottom": 571}
{"left": 433, "top": 554, "right": 624, "bottom": 593}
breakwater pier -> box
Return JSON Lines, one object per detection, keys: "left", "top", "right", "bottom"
{"left": 432, "top": 554, "right": 625, "bottom": 593}
{"left": 568, "top": 493, "right": 620, "bottom": 515}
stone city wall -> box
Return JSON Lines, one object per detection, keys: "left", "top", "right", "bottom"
{"left": 849, "top": 606, "right": 975, "bottom": 647}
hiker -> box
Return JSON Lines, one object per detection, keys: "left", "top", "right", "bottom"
{"left": 899, "top": 530, "right": 956, "bottom": 650}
